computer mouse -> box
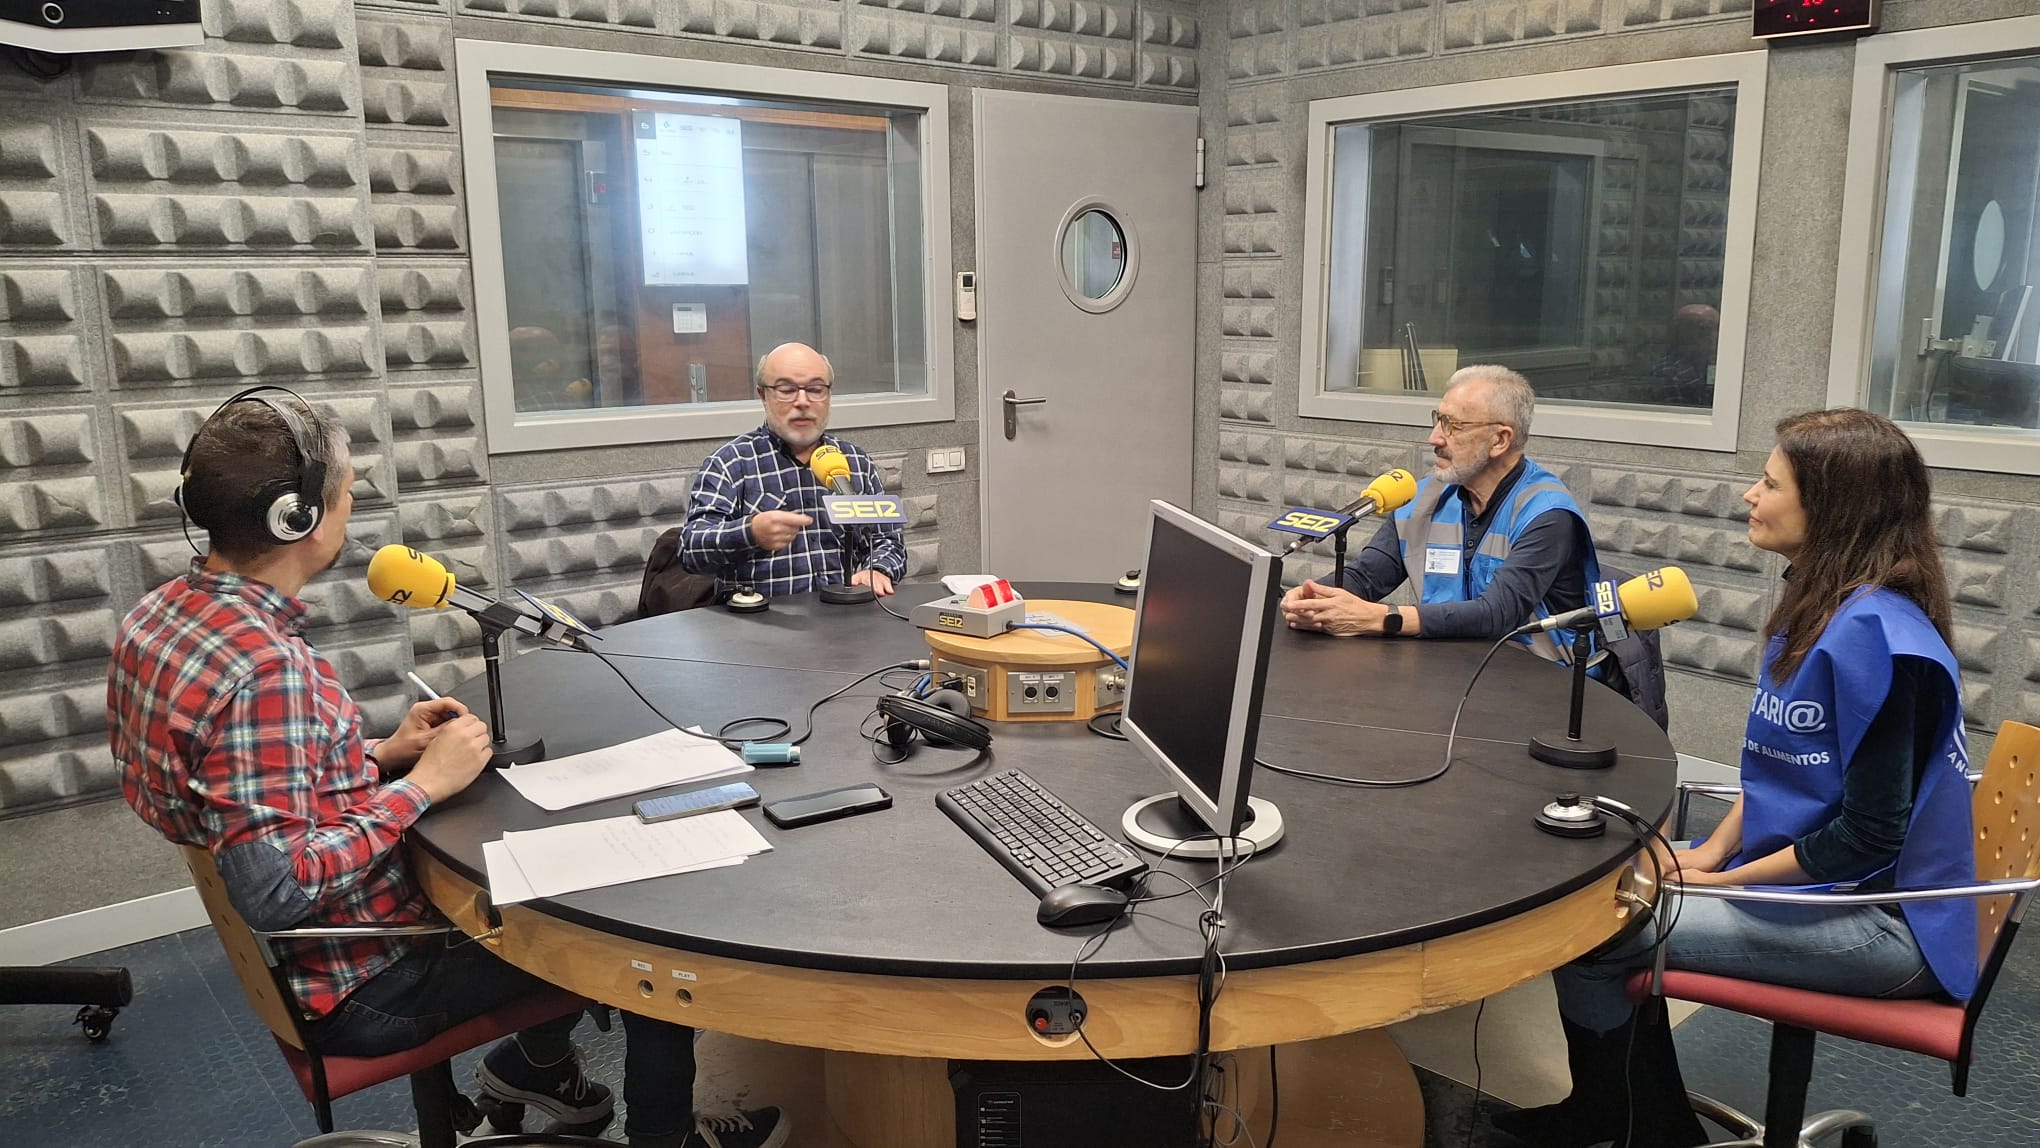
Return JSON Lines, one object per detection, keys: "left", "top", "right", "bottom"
{"left": 1036, "top": 884, "right": 1131, "bottom": 928}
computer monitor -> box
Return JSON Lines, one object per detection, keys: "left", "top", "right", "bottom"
{"left": 1119, "top": 501, "right": 1286, "bottom": 859}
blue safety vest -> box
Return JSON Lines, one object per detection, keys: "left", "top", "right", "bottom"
{"left": 1735, "top": 587, "right": 1977, "bottom": 1001}
{"left": 1394, "top": 457, "right": 1600, "bottom": 664}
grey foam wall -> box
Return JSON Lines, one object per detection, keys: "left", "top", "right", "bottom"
{"left": 0, "top": 0, "right": 1199, "bottom": 925}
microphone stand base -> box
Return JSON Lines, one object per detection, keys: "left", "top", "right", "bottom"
{"left": 1528, "top": 731, "right": 1617, "bottom": 770}
{"left": 819, "top": 581, "right": 876, "bottom": 605}
{"left": 487, "top": 731, "right": 546, "bottom": 769}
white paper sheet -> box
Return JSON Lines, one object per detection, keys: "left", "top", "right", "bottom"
{"left": 499, "top": 728, "right": 751, "bottom": 811}
{"left": 483, "top": 840, "right": 537, "bottom": 905}
{"left": 485, "top": 838, "right": 745, "bottom": 906}
{"left": 941, "top": 574, "right": 1001, "bottom": 596}
{"left": 499, "top": 810, "right": 773, "bottom": 900}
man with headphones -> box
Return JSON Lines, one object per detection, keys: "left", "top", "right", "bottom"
{"left": 107, "top": 388, "right": 787, "bottom": 1148}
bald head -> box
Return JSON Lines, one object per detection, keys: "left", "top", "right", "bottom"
{"left": 755, "top": 342, "right": 835, "bottom": 454}
{"left": 756, "top": 342, "right": 833, "bottom": 391}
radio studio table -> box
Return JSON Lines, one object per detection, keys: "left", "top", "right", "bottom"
{"left": 406, "top": 582, "right": 1677, "bottom": 1147}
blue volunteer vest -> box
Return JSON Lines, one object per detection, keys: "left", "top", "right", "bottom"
{"left": 1394, "top": 457, "right": 1600, "bottom": 664}
{"left": 1736, "top": 587, "right": 1977, "bottom": 1001}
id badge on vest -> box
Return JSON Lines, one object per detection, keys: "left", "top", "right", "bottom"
{"left": 1424, "top": 547, "right": 1461, "bottom": 577}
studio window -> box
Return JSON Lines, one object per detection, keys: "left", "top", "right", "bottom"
{"left": 457, "top": 43, "right": 954, "bottom": 453}
{"left": 1298, "top": 57, "right": 1766, "bottom": 451}
{"left": 1865, "top": 56, "right": 2040, "bottom": 435}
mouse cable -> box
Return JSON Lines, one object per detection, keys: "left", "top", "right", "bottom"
{"left": 1255, "top": 631, "right": 1515, "bottom": 789}
{"left": 1063, "top": 834, "right": 1251, "bottom": 1148}
{"left": 1127, "top": 842, "right": 1259, "bottom": 912}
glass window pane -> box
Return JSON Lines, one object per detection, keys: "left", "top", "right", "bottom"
{"left": 1322, "top": 89, "right": 1737, "bottom": 411}
{"left": 486, "top": 79, "right": 929, "bottom": 416}
{"left": 1061, "top": 209, "right": 1127, "bottom": 299}
{"left": 1868, "top": 56, "right": 2040, "bottom": 432}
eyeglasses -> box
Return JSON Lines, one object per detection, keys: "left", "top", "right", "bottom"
{"left": 761, "top": 382, "right": 833, "bottom": 402}
{"left": 1429, "top": 409, "right": 1503, "bottom": 435}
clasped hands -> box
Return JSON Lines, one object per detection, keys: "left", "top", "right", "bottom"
{"left": 1280, "top": 580, "right": 1393, "bottom": 637}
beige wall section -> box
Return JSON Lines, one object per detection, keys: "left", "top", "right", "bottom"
{"left": 1193, "top": 0, "right": 2040, "bottom": 770}
{"left": 0, "top": 1, "right": 1199, "bottom": 928}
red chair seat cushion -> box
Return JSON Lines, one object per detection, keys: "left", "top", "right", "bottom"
{"left": 1626, "top": 970, "right": 1965, "bottom": 1062}
{"left": 277, "top": 987, "right": 590, "bottom": 1103}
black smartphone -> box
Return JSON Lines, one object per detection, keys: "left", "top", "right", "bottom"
{"left": 763, "top": 783, "right": 893, "bottom": 828}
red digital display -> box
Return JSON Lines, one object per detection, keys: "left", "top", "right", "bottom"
{"left": 1753, "top": 0, "right": 1880, "bottom": 40}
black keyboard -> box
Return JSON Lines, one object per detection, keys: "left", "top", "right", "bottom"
{"left": 937, "top": 768, "right": 1149, "bottom": 897}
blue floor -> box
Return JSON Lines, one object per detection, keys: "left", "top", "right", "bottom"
{"left": 6, "top": 925, "right": 2040, "bottom": 1147}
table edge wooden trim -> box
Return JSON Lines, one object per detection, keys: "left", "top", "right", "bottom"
{"left": 415, "top": 850, "right": 1629, "bottom": 1060}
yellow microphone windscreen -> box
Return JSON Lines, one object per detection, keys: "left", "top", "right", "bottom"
{"left": 809, "top": 444, "right": 851, "bottom": 486}
{"left": 367, "top": 545, "right": 455, "bottom": 609}
{"left": 1366, "top": 468, "right": 1419, "bottom": 514}
{"left": 1618, "top": 567, "right": 1698, "bottom": 631}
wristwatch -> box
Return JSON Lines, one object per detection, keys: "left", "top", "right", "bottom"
{"left": 1380, "top": 608, "right": 1404, "bottom": 637}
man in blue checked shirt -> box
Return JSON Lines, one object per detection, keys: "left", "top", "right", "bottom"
{"left": 679, "top": 342, "right": 907, "bottom": 598}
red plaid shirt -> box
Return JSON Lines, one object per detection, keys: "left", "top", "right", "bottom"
{"left": 109, "top": 563, "right": 434, "bottom": 1020}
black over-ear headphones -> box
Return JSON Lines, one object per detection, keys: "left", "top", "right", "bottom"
{"left": 176, "top": 386, "right": 329, "bottom": 545}
{"left": 876, "top": 687, "right": 992, "bottom": 756}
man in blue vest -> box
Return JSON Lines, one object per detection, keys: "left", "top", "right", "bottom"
{"left": 1280, "top": 365, "right": 1599, "bottom": 663}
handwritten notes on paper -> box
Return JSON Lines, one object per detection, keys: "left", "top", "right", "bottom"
{"left": 498, "top": 728, "right": 750, "bottom": 811}
{"left": 485, "top": 810, "right": 772, "bottom": 905}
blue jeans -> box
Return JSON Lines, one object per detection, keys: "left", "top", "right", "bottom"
{"left": 305, "top": 935, "right": 698, "bottom": 1137}
{"left": 1553, "top": 897, "right": 1943, "bottom": 1033}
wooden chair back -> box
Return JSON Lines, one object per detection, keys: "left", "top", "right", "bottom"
{"left": 1971, "top": 721, "right": 2040, "bottom": 966}
{"left": 180, "top": 844, "right": 308, "bottom": 1049}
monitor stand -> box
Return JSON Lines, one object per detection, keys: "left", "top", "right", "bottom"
{"left": 1121, "top": 793, "right": 1284, "bottom": 860}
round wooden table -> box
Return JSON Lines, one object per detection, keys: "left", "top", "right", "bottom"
{"left": 410, "top": 582, "right": 1675, "bottom": 1147}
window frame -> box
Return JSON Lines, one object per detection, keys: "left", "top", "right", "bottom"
{"left": 1826, "top": 14, "right": 2040, "bottom": 474}
{"left": 455, "top": 40, "right": 956, "bottom": 454}
{"left": 1296, "top": 53, "right": 1768, "bottom": 453}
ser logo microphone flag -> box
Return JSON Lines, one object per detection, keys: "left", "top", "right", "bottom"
{"left": 1266, "top": 507, "right": 1356, "bottom": 540}
{"left": 821, "top": 494, "right": 908, "bottom": 523}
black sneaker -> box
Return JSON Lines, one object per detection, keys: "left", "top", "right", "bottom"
{"left": 676, "top": 1107, "right": 790, "bottom": 1148}
{"left": 474, "top": 1039, "right": 615, "bottom": 1126}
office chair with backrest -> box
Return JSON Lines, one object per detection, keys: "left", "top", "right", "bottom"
{"left": 1626, "top": 719, "right": 2040, "bottom": 1148}
{"left": 637, "top": 526, "right": 720, "bottom": 618}
{"left": 180, "top": 846, "right": 597, "bottom": 1148}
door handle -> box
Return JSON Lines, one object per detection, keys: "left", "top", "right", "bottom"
{"left": 1002, "top": 390, "right": 1047, "bottom": 440}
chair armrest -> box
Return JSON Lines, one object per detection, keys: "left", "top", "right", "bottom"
{"left": 1673, "top": 781, "right": 1741, "bottom": 839}
{"left": 253, "top": 924, "right": 458, "bottom": 942}
{"left": 245, "top": 923, "right": 458, "bottom": 978}
{"left": 1672, "top": 876, "right": 2040, "bottom": 907}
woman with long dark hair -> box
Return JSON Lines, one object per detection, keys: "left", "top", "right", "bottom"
{"left": 1497, "top": 409, "right": 1979, "bottom": 1147}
